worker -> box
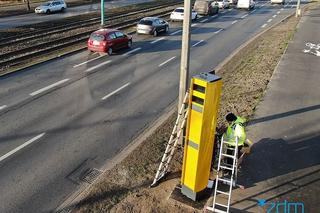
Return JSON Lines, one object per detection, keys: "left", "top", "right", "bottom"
{"left": 223, "top": 113, "right": 247, "bottom": 173}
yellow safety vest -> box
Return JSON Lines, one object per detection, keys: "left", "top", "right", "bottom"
{"left": 224, "top": 116, "right": 246, "bottom": 146}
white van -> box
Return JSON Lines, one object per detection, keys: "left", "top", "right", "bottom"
{"left": 237, "top": 0, "right": 255, "bottom": 10}
{"left": 271, "top": 0, "right": 285, "bottom": 4}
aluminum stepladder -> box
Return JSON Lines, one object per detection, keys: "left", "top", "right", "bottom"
{"left": 207, "top": 136, "right": 239, "bottom": 213}
{"left": 150, "top": 92, "right": 189, "bottom": 187}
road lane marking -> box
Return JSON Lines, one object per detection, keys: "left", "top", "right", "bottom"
{"left": 0, "top": 105, "right": 7, "bottom": 111}
{"left": 85, "top": 60, "right": 112, "bottom": 73}
{"left": 267, "top": 19, "right": 272, "bottom": 22}
{"left": 250, "top": 9, "right": 256, "bottom": 13}
{"left": 231, "top": 20, "right": 238, "bottom": 25}
{"left": 150, "top": 37, "right": 165, "bottom": 44}
{"left": 210, "top": 15, "right": 218, "bottom": 19}
{"left": 277, "top": 11, "right": 281, "bottom": 14}
{"left": 261, "top": 24, "right": 267, "bottom": 28}
{"left": 221, "top": 11, "right": 226, "bottom": 14}
{"left": 73, "top": 55, "right": 105, "bottom": 68}
{"left": 241, "top": 14, "right": 249, "bottom": 18}
{"left": 122, "top": 47, "right": 142, "bottom": 56}
{"left": 273, "top": 15, "right": 277, "bottom": 18}
{"left": 158, "top": 56, "right": 177, "bottom": 67}
{"left": 191, "top": 23, "right": 197, "bottom": 27}
{"left": 261, "top": 3, "right": 265, "bottom": 6}
{"left": 101, "top": 83, "right": 130, "bottom": 100}
{"left": 214, "top": 29, "right": 223, "bottom": 34}
{"left": 291, "top": 5, "right": 295, "bottom": 8}
{"left": 30, "top": 79, "right": 69, "bottom": 96}
{"left": 228, "top": 8, "right": 233, "bottom": 11}
{"left": 192, "top": 40, "right": 204, "bottom": 47}
{"left": 170, "top": 30, "right": 182, "bottom": 35}
{"left": 200, "top": 18, "right": 208, "bottom": 23}
{"left": 0, "top": 133, "right": 45, "bottom": 163}
{"left": 281, "top": 8, "right": 284, "bottom": 10}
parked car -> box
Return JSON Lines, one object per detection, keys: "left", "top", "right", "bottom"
{"left": 35, "top": 0, "right": 67, "bottom": 14}
{"left": 87, "top": 29, "right": 132, "bottom": 55}
{"left": 215, "top": 0, "right": 230, "bottom": 9}
{"left": 137, "top": 17, "right": 169, "bottom": 36}
{"left": 193, "top": 0, "right": 219, "bottom": 16}
{"left": 170, "top": 7, "right": 198, "bottom": 21}
{"left": 237, "top": 0, "right": 255, "bottom": 10}
{"left": 271, "top": 0, "right": 285, "bottom": 4}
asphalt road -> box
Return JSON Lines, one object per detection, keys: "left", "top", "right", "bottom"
{"left": 0, "top": 0, "right": 154, "bottom": 29}
{"left": 0, "top": 1, "right": 304, "bottom": 212}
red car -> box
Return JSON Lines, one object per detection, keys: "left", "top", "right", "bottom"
{"left": 87, "top": 29, "right": 132, "bottom": 55}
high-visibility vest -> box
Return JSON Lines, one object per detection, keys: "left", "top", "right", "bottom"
{"left": 224, "top": 116, "right": 246, "bottom": 146}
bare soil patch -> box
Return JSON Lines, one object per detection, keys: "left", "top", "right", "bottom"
{"left": 70, "top": 11, "right": 301, "bottom": 213}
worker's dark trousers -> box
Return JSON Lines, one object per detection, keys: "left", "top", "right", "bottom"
{"left": 226, "top": 145, "right": 243, "bottom": 168}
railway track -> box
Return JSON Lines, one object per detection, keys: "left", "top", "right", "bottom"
{"left": 0, "top": 1, "right": 182, "bottom": 71}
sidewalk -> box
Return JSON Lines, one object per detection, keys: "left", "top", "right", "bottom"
{"left": 230, "top": 5, "right": 320, "bottom": 213}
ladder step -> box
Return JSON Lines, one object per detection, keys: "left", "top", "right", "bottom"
{"left": 215, "top": 203, "right": 229, "bottom": 208}
{"left": 220, "top": 165, "right": 233, "bottom": 171}
{"left": 218, "top": 177, "right": 232, "bottom": 183}
{"left": 216, "top": 190, "right": 229, "bottom": 195}
{"left": 222, "top": 153, "right": 236, "bottom": 159}
{"left": 222, "top": 141, "right": 235, "bottom": 146}
{"left": 226, "top": 146, "right": 235, "bottom": 150}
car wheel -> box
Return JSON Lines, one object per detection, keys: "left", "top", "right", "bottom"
{"left": 107, "top": 47, "right": 113, "bottom": 55}
{"left": 127, "top": 40, "right": 132, "bottom": 48}
{"left": 61, "top": 7, "right": 65, "bottom": 12}
{"left": 165, "top": 26, "right": 169, "bottom": 33}
{"left": 46, "top": 9, "right": 50, "bottom": 14}
{"left": 153, "top": 30, "right": 158, "bottom": 37}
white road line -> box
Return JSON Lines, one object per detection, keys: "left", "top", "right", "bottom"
{"left": 30, "top": 79, "right": 69, "bottom": 96}
{"left": 261, "top": 24, "right": 267, "bottom": 28}
{"left": 273, "top": 15, "right": 277, "bottom": 18}
{"left": 241, "top": 14, "right": 249, "bottom": 18}
{"left": 192, "top": 40, "right": 204, "bottom": 47}
{"left": 291, "top": 5, "right": 295, "bottom": 8}
{"left": 262, "top": 3, "right": 266, "bottom": 6}
{"left": 0, "top": 105, "right": 7, "bottom": 111}
{"left": 85, "top": 60, "right": 112, "bottom": 73}
{"left": 0, "top": 133, "right": 45, "bottom": 163}
{"left": 170, "top": 30, "right": 182, "bottom": 36}
{"left": 73, "top": 55, "right": 105, "bottom": 68}
{"left": 211, "top": 15, "right": 218, "bottom": 19}
{"left": 231, "top": 20, "right": 238, "bottom": 25}
{"left": 101, "top": 83, "right": 130, "bottom": 100}
{"left": 228, "top": 8, "right": 233, "bottom": 11}
{"left": 191, "top": 23, "right": 198, "bottom": 27}
{"left": 200, "top": 18, "right": 208, "bottom": 23}
{"left": 122, "top": 47, "right": 142, "bottom": 56}
{"left": 281, "top": 8, "right": 284, "bottom": 10}
{"left": 250, "top": 9, "right": 256, "bottom": 13}
{"left": 150, "top": 37, "right": 165, "bottom": 44}
{"left": 158, "top": 56, "right": 176, "bottom": 67}
{"left": 214, "top": 29, "right": 223, "bottom": 34}
{"left": 284, "top": 4, "right": 288, "bottom": 8}
{"left": 221, "top": 11, "right": 226, "bottom": 14}
{"left": 267, "top": 19, "right": 272, "bottom": 23}
{"left": 277, "top": 11, "right": 281, "bottom": 14}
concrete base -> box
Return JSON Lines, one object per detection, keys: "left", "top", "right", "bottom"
{"left": 170, "top": 184, "right": 213, "bottom": 210}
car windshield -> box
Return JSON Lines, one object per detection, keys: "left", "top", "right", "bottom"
{"left": 41, "top": 2, "right": 51, "bottom": 6}
{"left": 90, "top": 33, "right": 105, "bottom": 41}
{"left": 139, "top": 20, "right": 153, "bottom": 26}
{"left": 174, "top": 8, "right": 184, "bottom": 13}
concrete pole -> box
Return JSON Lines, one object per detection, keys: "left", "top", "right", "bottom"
{"left": 101, "top": 0, "right": 105, "bottom": 26}
{"left": 178, "top": 0, "right": 192, "bottom": 109}
{"left": 295, "top": 0, "right": 301, "bottom": 17}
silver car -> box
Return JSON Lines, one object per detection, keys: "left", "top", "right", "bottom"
{"left": 137, "top": 17, "right": 169, "bottom": 37}
{"left": 35, "top": 0, "right": 67, "bottom": 14}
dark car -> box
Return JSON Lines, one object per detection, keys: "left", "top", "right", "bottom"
{"left": 136, "top": 17, "right": 169, "bottom": 37}
{"left": 193, "top": 0, "right": 219, "bottom": 16}
{"left": 87, "top": 29, "right": 132, "bottom": 55}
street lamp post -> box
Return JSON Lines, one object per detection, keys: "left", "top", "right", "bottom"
{"left": 295, "top": 0, "right": 301, "bottom": 17}
{"left": 101, "top": 0, "right": 105, "bottom": 26}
